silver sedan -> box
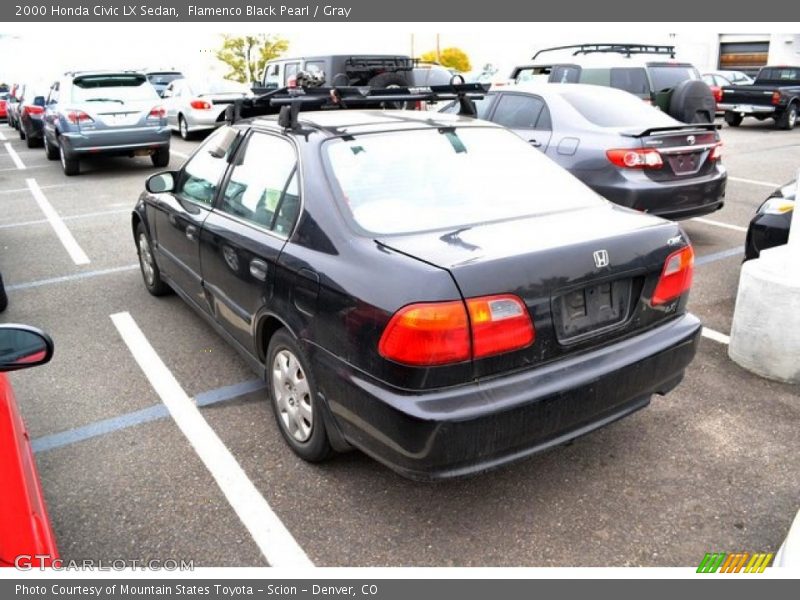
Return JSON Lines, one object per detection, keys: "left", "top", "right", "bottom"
{"left": 163, "top": 78, "right": 252, "bottom": 140}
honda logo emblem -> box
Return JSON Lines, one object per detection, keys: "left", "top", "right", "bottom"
{"left": 687, "top": 135, "right": 696, "bottom": 145}
{"left": 593, "top": 250, "right": 610, "bottom": 268}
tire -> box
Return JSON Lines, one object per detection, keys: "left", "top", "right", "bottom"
{"left": 151, "top": 147, "right": 170, "bottom": 168}
{"left": 18, "top": 124, "right": 25, "bottom": 140}
{"left": 0, "top": 272, "right": 7, "bottom": 313}
{"left": 135, "top": 222, "right": 171, "bottom": 296}
{"left": 776, "top": 103, "right": 798, "bottom": 130}
{"left": 44, "top": 135, "right": 59, "bottom": 160}
{"left": 59, "top": 142, "right": 79, "bottom": 176}
{"left": 668, "top": 80, "right": 716, "bottom": 123}
{"left": 724, "top": 111, "right": 743, "bottom": 127}
{"left": 178, "top": 115, "right": 192, "bottom": 141}
{"left": 367, "top": 72, "right": 414, "bottom": 109}
{"left": 267, "top": 329, "right": 333, "bottom": 463}
{"left": 25, "top": 133, "right": 42, "bottom": 148}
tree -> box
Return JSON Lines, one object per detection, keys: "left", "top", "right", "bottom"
{"left": 216, "top": 34, "right": 289, "bottom": 84}
{"left": 420, "top": 47, "right": 472, "bottom": 73}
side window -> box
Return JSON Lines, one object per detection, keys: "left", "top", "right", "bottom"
{"left": 304, "top": 61, "right": 325, "bottom": 78}
{"left": 492, "top": 94, "right": 545, "bottom": 129}
{"left": 609, "top": 68, "right": 649, "bottom": 95}
{"left": 219, "top": 133, "right": 298, "bottom": 233}
{"left": 284, "top": 62, "right": 300, "bottom": 84}
{"left": 265, "top": 64, "right": 281, "bottom": 88}
{"left": 550, "top": 65, "right": 580, "bottom": 83}
{"left": 177, "top": 128, "right": 237, "bottom": 207}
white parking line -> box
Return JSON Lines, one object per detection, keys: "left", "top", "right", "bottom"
{"left": 701, "top": 327, "right": 731, "bottom": 345}
{"left": 0, "top": 183, "right": 73, "bottom": 195}
{"left": 728, "top": 176, "right": 780, "bottom": 188}
{"left": 110, "top": 312, "right": 313, "bottom": 568}
{"left": 26, "top": 178, "right": 91, "bottom": 266}
{"left": 0, "top": 130, "right": 6, "bottom": 141}
{"left": 0, "top": 207, "right": 130, "bottom": 230}
{"left": 691, "top": 218, "right": 748, "bottom": 233}
{"left": 4, "top": 142, "right": 26, "bottom": 169}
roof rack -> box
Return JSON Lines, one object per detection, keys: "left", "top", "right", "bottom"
{"left": 226, "top": 78, "right": 490, "bottom": 129}
{"left": 532, "top": 43, "right": 676, "bottom": 60}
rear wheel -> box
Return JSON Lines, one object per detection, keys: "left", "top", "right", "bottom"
{"left": 267, "top": 329, "right": 333, "bottom": 462}
{"left": 151, "top": 147, "right": 170, "bottom": 168}
{"left": 776, "top": 103, "right": 798, "bottom": 130}
{"left": 136, "top": 222, "right": 170, "bottom": 296}
{"left": 59, "top": 143, "right": 79, "bottom": 176}
{"left": 25, "top": 133, "right": 41, "bottom": 148}
{"left": 724, "top": 111, "right": 743, "bottom": 127}
{"left": 178, "top": 115, "right": 192, "bottom": 140}
{"left": 18, "top": 124, "right": 25, "bottom": 140}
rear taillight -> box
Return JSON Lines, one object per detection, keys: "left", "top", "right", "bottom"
{"left": 190, "top": 99, "right": 211, "bottom": 110}
{"left": 67, "top": 110, "right": 93, "bottom": 124}
{"left": 148, "top": 106, "right": 166, "bottom": 119}
{"left": 23, "top": 105, "right": 44, "bottom": 116}
{"left": 771, "top": 91, "right": 782, "bottom": 105}
{"left": 709, "top": 142, "right": 722, "bottom": 161}
{"left": 652, "top": 246, "right": 694, "bottom": 306}
{"left": 378, "top": 295, "right": 535, "bottom": 366}
{"left": 712, "top": 87, "right": 723, "bottom": 103}
{"left": 606, "top": 148, "right": 663, "bottom": 169}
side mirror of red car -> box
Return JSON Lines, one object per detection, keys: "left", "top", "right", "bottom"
{"left": 0, "top": 325, "right": 54, "bottom": 373}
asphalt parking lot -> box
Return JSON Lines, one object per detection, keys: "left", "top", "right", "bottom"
{"left": 1, "top": 117, "right": 798, "bottom": 568}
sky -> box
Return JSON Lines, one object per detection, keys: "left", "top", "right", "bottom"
{"left": 0, "top": 23, "right": 791, "bottom": 85}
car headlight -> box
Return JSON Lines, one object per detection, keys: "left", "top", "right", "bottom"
{"left": 778, "top": 182, "right": 797, "bottom": 200}
{"left": 757, "top": 196, "right": 795, "bottom": 215}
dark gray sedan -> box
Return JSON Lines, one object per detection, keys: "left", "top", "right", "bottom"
{"left": 443, "top": 83, "right": 727, "bottom": 219}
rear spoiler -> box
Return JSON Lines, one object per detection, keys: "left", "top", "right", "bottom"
{"left": 620, "top": 123, "right": 721, "bottom": 137}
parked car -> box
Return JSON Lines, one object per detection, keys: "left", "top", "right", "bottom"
{"left": 745, "top": 180, "right": 796, "bottom": 260}
{"left": 0, "top": 92, "right": 8, "bottom": 121}
{"left": 132, "top": 93, "right": 701, "bottom": 480}
{"left": 6, "top": 83, "right": 24, "bottom": 130}
{"left": 719, "top": 65, "right": 800, "bottom": 129}
{"left": 705, "top": 70, "right": 754, "bottom": 86}
{"left": 255, "top": 54, "right": 416, "bottom": 93}
{"left": 702, "top": 73, "right": 728, "bottom": 114}
{"left": 442, "top": 83, "right": 727, "bottom": 219}
{"left": 512, "top": 44, "right": 716, "bottom": 123}
{"left": 162, "top": 78, "right": 252, "bottom": 140}
{"left": 143, "top": 69, "right": 183, "bottom": 97}
{"left": 0, "top": 324, "right": 58, "bottom": 567}
{"left": 43, "top": 70, "right": 170, "bottom": 176}
{"left": 17, "top": 84, "right": 49, "bottom": 148}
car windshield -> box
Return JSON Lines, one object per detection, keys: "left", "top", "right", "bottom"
{"left": 648, "top": 66, "right": 699, "bottom": 91}
{"left": 325, "top": 127, "right": 601, "bottom": 235}
{"left": 72, "top": 74, "right": 159, "bottom": 102}
{"left": 562, "top": 91, "right": 679, "bottom": 128}
{"left": 189, "top": 79, "right": 250, "bottom": 95}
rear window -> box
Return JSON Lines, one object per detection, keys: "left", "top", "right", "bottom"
{"left": 562, "top": 91, "right": 677, "bottom": 128}
{"left": 758, "top": 67, "right": 800, "bottom": 82}
{"left": 576, "top": 68, "right": 650, "bottom": 95}
{"left": 325, "top": 127, "right": 601, "bottom": 235}
{"left": 72, "top": 74, "right": 158, "bottom": 102}
{"left": 648, "top": 66, "right": 698, "bottom": 91}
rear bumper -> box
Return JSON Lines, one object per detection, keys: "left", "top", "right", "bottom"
{"left": 60, "top": 126, "right": 170, "bottom": 155}
{"left": 184, "top": 108, "right": 227, "bottom": 131}
{"left": 718, "top": 103, "right": 776, "bottom": 115}
{"left": 593, "top": 168, "right": 727, "bottom": 220}
{"left": 309, "top": 313, "right": 702, "bottom": 480}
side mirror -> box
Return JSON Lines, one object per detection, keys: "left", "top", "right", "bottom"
{"left": 146, "top": 171, "right": 176, "bottom": 194}
{"left": 0, "top": 324, "right": 54, "bottom": 373}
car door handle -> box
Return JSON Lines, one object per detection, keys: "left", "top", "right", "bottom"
{"left": 529, "top": 139, "right": 542, "bottom": 147}
{"left": 250, "top": 259, "right": 268, "bottom": 282}
{"left": 185, "top": 225, "right": 198, "bottom": 241}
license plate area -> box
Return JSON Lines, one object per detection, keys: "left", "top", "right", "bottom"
{"left": 552, "top": 279, "right": 634, "bottom": 344}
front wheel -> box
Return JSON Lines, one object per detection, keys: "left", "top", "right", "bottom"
{"left": 776, "top": 104, "right": 798, "bottom": 130}
{"left": 724, "top": 112, "right": 743, "bottom": 127}
{"left": 267, "top": 329, "right": 333, "bottom": 463}
{"left": 151, "top": 147, "right": 170, "bottom": 168}
{"left": 135, "top": 223, "right": 170, "bottom": 296}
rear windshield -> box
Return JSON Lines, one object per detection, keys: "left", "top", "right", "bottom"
{"left": 562, "top": 91, "right": 677, "bottom": 128}
{"left": 325, "top": 127, "right": 601, "bottom": 235}
{"left": 72, "top": 74, "right": 159, "bottom": 102}
{"left": 147, "top": 72, "right": 182, "bottom": 85}
{"left": 648, "top": 66, "right": 698, "bottom": 91}
{"left": 757, "top": 67, "right": 800, "bottom": 82}
{"left": 578, "top": 68, "right": 649, "bottom": 95}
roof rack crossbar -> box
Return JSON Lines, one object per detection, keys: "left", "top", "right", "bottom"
{"left": 532, "top": 43, "right": 676, "bottom": 60}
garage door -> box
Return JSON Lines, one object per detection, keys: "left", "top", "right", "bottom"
{"left": 719, "top": 41, "right": 769, "bottom": 77}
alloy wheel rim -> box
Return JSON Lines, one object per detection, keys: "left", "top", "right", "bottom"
{"left": 59, "top": 144, "right": 66, "bottom": 169}
{"left": 272, "top": 349, "right": 313, "bottom": 442}
{"left": 138, "top": 233, "right": 155, "bottom": 286}
{"left": 180, "top": 119, "right": 188, "bottom": 138}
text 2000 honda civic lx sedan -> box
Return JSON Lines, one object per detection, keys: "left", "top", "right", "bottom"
{"left": 132, "top": 107, "right": 701, "bottom": 480}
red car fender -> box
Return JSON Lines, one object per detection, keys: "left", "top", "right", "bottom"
{"left": 0, "top": 372, "right": 58, "bottom": 568}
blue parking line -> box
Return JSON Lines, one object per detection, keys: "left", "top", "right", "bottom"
{"left": 695, "top": 247, "right": 743, "bottom": 266}
{"left": 31, "top": 378, "right": 266, "bottom": 454}
{"left": 6, "top": 264, "right": 139, "bottom": 291}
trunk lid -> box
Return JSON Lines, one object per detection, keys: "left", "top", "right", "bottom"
{"left": 79, "top": 99, "right": 157, "bottom": 129}
{"left": 620, "top": 124, "right": 720, "bottom": 180}
{"left": 377, "top": 204, "right": 687, "bottom": 379}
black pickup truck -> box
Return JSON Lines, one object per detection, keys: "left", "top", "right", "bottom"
{"left": 719, "top": 65, "right": 800, "bottom": 130}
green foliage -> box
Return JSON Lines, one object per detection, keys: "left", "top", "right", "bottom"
{"left": 420, "top": 47, "right": 472, "bottom": 73}
{"left": 216, "top": 34, "right": 289, "bottom": 84}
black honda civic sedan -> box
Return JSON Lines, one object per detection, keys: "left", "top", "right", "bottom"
{"left": 132, "top": 109, "right": 701, "bottom": 480}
